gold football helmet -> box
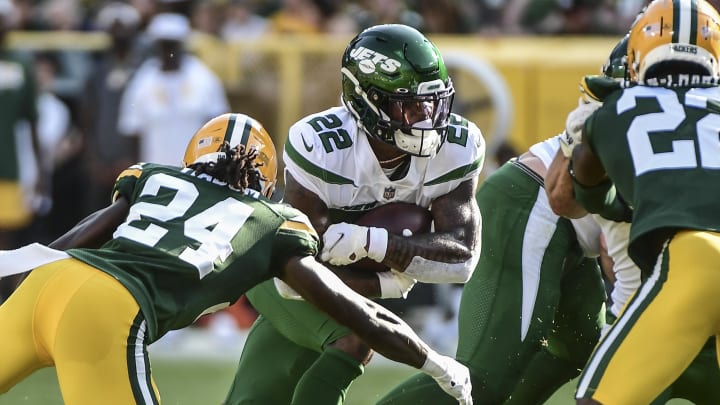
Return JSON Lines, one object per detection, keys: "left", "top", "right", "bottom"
{"left": 627, "top": 0, "right": 720, "bottom": 83}
{"left": 183, "top": 113, "right": 277, "bottom": 198}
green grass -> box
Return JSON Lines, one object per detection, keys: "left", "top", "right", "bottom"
{"left": 0, "top": 359, "right": 690, "bottom": 405}
{"left": 0, "top": 358, "right": 574, "bottom": 405}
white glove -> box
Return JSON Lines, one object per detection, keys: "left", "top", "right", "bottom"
{"left": 421, "top": 350, "right": 473, "bottom": 405}
{"left": 559, "top": 97, "right": 603, "bottom": 158}
{"left": 320, "top": 222, "right": 388, "bottom": 266}
{"left": 377, "top": 270, "right": 417, "bottom": 298}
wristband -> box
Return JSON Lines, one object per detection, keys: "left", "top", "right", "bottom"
{"left": 367, "top": 227, "right": 388, "bottom": 262}
{"left": 420, "top": 349, "right": 447, "bottom": 377}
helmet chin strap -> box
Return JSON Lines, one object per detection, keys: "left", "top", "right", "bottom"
{"left": 394, "top": 119, "right": 441, "bottom": 157}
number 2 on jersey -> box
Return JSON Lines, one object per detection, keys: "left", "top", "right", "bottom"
{"left": 113, "top": 173, "right": 253, "bottom": 278}
{"left": 618, "top": 86, "right": 720, "bottom": 175}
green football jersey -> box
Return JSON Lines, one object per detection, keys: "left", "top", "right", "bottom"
{"left": 67, "top": 163, "right": 319, "bottom": 342}
{"left": 585, "top": 85, "right": 720, "bottom": 271}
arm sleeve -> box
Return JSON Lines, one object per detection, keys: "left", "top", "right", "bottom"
{"left": 111, "top": 163, "right": 143, "bottom": 203}
{"left": 269, "top": 206, "right": 320, "bottom": 273}
{"left": 569, "top": 164, "right": 632, "bottom": 222}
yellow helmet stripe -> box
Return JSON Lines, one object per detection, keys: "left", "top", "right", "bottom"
{"left": 673, "top": 0, "right": 698, "bottom": 44}
{"left": 227, "top": 114, "right": 253, "bottom": 149}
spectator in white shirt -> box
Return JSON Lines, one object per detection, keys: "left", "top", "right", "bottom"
{"left": 117, "top": 12, "right": 229, "bottom": 166}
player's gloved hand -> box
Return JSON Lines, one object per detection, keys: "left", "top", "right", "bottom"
{"left": 559, "top": 97, "right": 602, "bottom": 158}
{"left": 321, "top": 222, "right": 388, "bottom": 266}
{"left": 580, "top": 74, "right": 623, "bottom": 103}
{"left": 421, "top": 350, "right": 473, "bottom": 405}
{"left": 377, "top": 269, "right": 417, "bottom": 299}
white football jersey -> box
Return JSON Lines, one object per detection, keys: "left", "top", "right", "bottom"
{"left": 283, "top": 106, "right": 485, "bottom": 211}
{"left": 529, "top": 135, "right": 602, "bottom": 257}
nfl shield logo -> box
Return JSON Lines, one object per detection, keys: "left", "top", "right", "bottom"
{"left": 383, "top": 187, "right": 395, "bottom": 200}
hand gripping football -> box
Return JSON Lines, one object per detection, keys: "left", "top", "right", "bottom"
{"left": 350, "top": 202, "right": 433, "bottom": 272}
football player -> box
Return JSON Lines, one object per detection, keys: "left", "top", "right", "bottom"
{"left": 224, "top": 24, "right": 484, "bottom": 405}
{"left": 547, "top": 1, "right": 720, "bottom": 404}
{"left": 560, "top": 0, "right": 720, "bottom": 403}
{"left": 376, "top": 36, "right": 636, "bottom": 405}
{"left": 0, "top": 113, "right": 473, "bottom": 405}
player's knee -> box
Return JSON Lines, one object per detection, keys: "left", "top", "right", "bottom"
{"left": 328, "top": 334, "right": 373, "bottom": 364}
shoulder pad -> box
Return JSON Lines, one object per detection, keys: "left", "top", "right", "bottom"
{"left": 580, "top": 75, "right": 622, "bottom": 103}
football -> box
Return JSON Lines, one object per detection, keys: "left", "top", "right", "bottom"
{"left": 349, "top": 202, "right": 433, "bottom": 272}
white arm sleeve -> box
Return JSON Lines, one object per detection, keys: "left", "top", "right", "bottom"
{"left": 570, "top": 214, "right": 602, "bottom": 258}
{"left": 403, "top": 255, "right": 477, "bottom": 284}
{"left": 593, "top": 216, "right": 640, "bottom": 317}
{"left": 273, "top": 278, "right": 303, "bottom": 300}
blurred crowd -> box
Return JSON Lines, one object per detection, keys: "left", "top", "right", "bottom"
{"left": 5, "top": 0, "right": 652, "bottom": 37}
{"left": 0, "top": 0, "right": 651, "bottom": 346}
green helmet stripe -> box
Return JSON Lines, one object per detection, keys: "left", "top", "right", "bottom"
{"left": 226, "top": 114, "right": 254, "bottom": 149}
{"left": 690, "top": 0, "right": 698, "bottom": 45}
{"left": 224, "top": 114, "right": 237, "bottom": 144}
{"left": 674, "top": 0, "right": 698, "bottom": 44}
{"left": 285, "top": 140, "right": 355, "bottom": 185}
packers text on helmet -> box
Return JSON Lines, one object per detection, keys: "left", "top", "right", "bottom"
{"left": 627, "top": 0, "right": 720, "bottom": 84}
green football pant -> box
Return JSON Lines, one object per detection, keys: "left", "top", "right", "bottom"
{"left": 225, "top": 278, "right": 358, "bottom": 404}
{"left": 378, "top": 161, "right": 606, "bottom": 404}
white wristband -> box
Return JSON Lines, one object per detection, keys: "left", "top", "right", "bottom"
{"left": 367, "top": 227, "right": 388, "bottom": 262}
{"left": 420, "top": 349, "right": 447, "bottom": 377}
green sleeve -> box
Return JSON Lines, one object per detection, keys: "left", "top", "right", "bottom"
{"left": 269, "top": 205, "right": 320, "bottom": 271}
{"left": 569, "top": 163, "right": 632, "bottom": 222}
{"left": 111, "top": 163, "right": 143, "bottom": 203}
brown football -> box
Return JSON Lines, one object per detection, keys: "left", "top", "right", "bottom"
{"left": 349, "top": 202, "right": 433, "bottom": 272}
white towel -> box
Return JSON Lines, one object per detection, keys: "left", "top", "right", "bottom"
{"left": 0, "top": 243, "right": 70, "bottom": 278}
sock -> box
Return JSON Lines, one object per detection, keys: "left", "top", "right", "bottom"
{"left": 503, "top": 350, "right": 580, "bottom": 405}
{"left": 291, "top": 347, "right": 364, "bottom": 405}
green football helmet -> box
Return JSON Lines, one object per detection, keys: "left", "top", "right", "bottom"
{"left": 602, "top": 34, "right": 629, "bottom": 80}
{"left": 340, "top": 24, "right": 455, "bottom": 157}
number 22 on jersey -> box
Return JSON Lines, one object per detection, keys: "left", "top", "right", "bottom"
{"left": 619, "top": 86, "right": 720, "bottom": 175}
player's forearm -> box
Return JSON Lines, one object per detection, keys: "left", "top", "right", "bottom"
{"left": 383, "top": 232, "right": 478, "bottom": 283}
{"left": 286, "top": 257, "right": 427, "bottom": 367}
{"left": 345, "top": 299, "right": 428, "bottom": 368}
{"left": 50, "top": 198, "right": 129, "bottom": 250}
{"left": 329, "top": 265, "right": 383, "bottom": 297}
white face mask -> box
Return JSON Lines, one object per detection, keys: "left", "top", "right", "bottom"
{"left": 393, "top": 118, "right": 441, "bottom": 158}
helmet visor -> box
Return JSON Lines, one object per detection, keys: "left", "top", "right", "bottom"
{"left": 380, "top": 87, "right": 455, "bottom": 133}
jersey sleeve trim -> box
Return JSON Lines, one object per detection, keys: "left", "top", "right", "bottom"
{"left": 279, "top": 218, "right": 317, "bottom": 236}
{"left": 284, "top": 138, "right": 355, "bottom": 185}
{"left": 423, "top": 157, "right": 483, "bottom": 186}
{"left": 112, "top": 164, "right": 144, "bottom": 202}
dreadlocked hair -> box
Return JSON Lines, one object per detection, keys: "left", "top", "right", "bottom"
{"left": 188, "top": 141, "right": 265, "bottom": 192}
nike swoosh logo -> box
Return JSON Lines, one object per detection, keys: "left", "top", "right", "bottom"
{"left": 328, "top": 232, "right": 345, "bottom": 251}
{"left": 301, "top": 135, "right": 314, "bottom": 152}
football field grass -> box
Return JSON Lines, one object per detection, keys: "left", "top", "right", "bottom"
{"left": 0, "top": 358, "right": 580, "bottom": 405}
{"left": 0, "top": 357, "right": 692, "bottom": 404}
